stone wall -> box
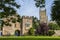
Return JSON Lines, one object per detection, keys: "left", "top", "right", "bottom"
{"left": 53, "top": 30, "right": 60, "bottom": 36}
{"left": 22, "top": 16, "right": 32, "bottom": 35}
{"left": 40, "top": 9, "right": 48, "bottom": 23}
{"left": 2, "top": 14, "right": 21, "bottom": 36}
{"left": 2, "top": 15, "right": 33, "bottom": 36}
{"left": 2, "top": 22, "right": 21, "bottom": 35}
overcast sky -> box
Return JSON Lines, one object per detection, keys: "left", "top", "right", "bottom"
{"left": 15, "top": 0, "right": 54, "bottom": 21}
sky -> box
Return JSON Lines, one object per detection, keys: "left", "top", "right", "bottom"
{"left": 15, "top": 0, "right": 54, "bottom": 21}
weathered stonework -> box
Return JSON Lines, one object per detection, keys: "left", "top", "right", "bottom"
{"left": 22, "top": 16, "right": 33, "bottom": 35}
{"left": 53, "top": 30, "right": 60, "bottom": 36}
{"left": 40, "top": 10, "right": 48, "bottom": 23}
{"left": 3, "top": 22, "right": 21, "bottom": 35}
{"left": 2, "top": 15, "right": 32, "bottom": 36}
{"left": 2, "top": 15, "right": 21, "bottom": 35}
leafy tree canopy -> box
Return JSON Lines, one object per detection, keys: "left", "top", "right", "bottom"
{"left": 48, "top": 23, "right": 60, "bottom": 30}
{"left": 51, "top": 0, "right": 60, "bottom": 26}
{"left": 32, "top": 16, "right": 40, "bottom": 29}
{"left": 0, "top": 0, "right": 20, "bottom": 18}
{"left": 34, "top": 0, "right": 45, "bottom": 7}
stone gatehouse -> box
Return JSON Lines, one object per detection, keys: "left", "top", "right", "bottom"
{"left": 0, "top": 15, "right": 32, "bottom": 36}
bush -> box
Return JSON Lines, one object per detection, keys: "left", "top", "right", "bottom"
{"left": 48, "top": 30, "right": 55, "bottom": 36}
{"left": 35, "top": 23, "right": 49, "bottom": 36}
{"left": 28, "top": 28, "right": 35, "bottom": 35}
{"left": 48, "top": 23, "right": 60, "bottom": 30}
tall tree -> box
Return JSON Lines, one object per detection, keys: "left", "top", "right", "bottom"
{"left": 32, "top": 16, "right": 40, "bottom": 29}
{"left": 51, "top": 0, "right": 60, "bottom": 26}
{"left": 35, "top": 23, "right": 49, "bottom": 36}
{"left": 48, "top": 23, "right": 60, "bottom": 30}
{"left": 34, "top": 0, "right": 49, "bottom": 35}
{"left": 34, "top": 0, "right": 45, "bottom": 7}
{"left": 0, "top": 0, "right": 20, "bottom": 30}
{"left": 0, "top": 0, "right": 20, "bottom": 18}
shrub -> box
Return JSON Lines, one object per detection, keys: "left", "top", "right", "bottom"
{"left": 35, "top": 23, "right": 49, "bottom": 36}
{"left": 48, "top": 23, "right": 60, "bottom": 30}
{"left": 28, "top": 28, "right": 35, "bottom": 35}
{"left": 48, "top": 30, "right": 55, "bottom": 36}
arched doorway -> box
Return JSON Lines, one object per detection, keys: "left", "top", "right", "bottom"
{"left": 15, "top": 30, "right": 20, "bottom": 36}
{"left": 0, "top": 31, "right": 2, "bottom": 36}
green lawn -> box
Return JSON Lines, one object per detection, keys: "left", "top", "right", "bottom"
{"left": 0, "top": 36, "right": 60, "bottom": 40}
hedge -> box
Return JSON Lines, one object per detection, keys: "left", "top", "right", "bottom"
{"left": 0, "top": 36, "right": 60, "bottom": 40}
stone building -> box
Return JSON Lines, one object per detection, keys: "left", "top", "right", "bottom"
{"left": 39, "top": 0, "right": 48, "bottom": 24}
{"left": 2, "top": 14, "right": 21, "bottom": 36}
{"left": 0, "top": 15, "right": 33, "bottom": 36}
{"left": 3, "top": 22, "right": 21, "bottom": 36}
{"left": 40, "top": 9, "right": 48, "bottom": 23}
{"left": 22, "top": 16, "right": 32, "bottom": 35}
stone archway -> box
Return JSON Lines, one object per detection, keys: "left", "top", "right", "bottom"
{"left": 0, "top": 31, "right": 2, "bottom": 36}
{"left": 15, "top": 30, "right": 20, "bottom": 36}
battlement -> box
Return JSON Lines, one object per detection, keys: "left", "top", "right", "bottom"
{"left": 22, "top": 16, "right": 32, "bottom": 19}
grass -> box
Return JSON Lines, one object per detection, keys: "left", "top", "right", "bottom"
{"left": 0, "top": 36, "right": 60, "bottom": 40}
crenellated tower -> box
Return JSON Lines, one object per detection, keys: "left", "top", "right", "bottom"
{"left": 39, "top": 0, "right": 48, "bottom": 23}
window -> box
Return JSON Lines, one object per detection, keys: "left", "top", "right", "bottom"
{"left": 25, "top": 22, "right": 30, "bottom": 27}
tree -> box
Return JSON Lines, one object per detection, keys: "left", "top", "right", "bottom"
{"left": 51, "top": 0, "right": 60, "bottom": 26}
{"left": 34, "top": 0, "right": 49, "bottom": 36}
{"left": 34, "top": 0, "right": 45, "bottom": 7}
{"left": 48, "top": 23, "right": 60, "bottom": 30}
{"left": 0, "top": 0, "right": 20, "bottom": 18}
{"left": 35, "top": 23, "right": 49, "bottom": 36}
{"left": 0, "top": 0, "right": 20, "bottom": 30}
{"left": 48, "top": 30, "right": 55, "bottom": 36}
{"left": 28, "top": 28, "right": 35, "bottom": 35}
{"left": 32, "top": 16, "right": 40, "bottom": 29}
{"left": 17, "top": 15, "right": 22, "bottom": 23}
